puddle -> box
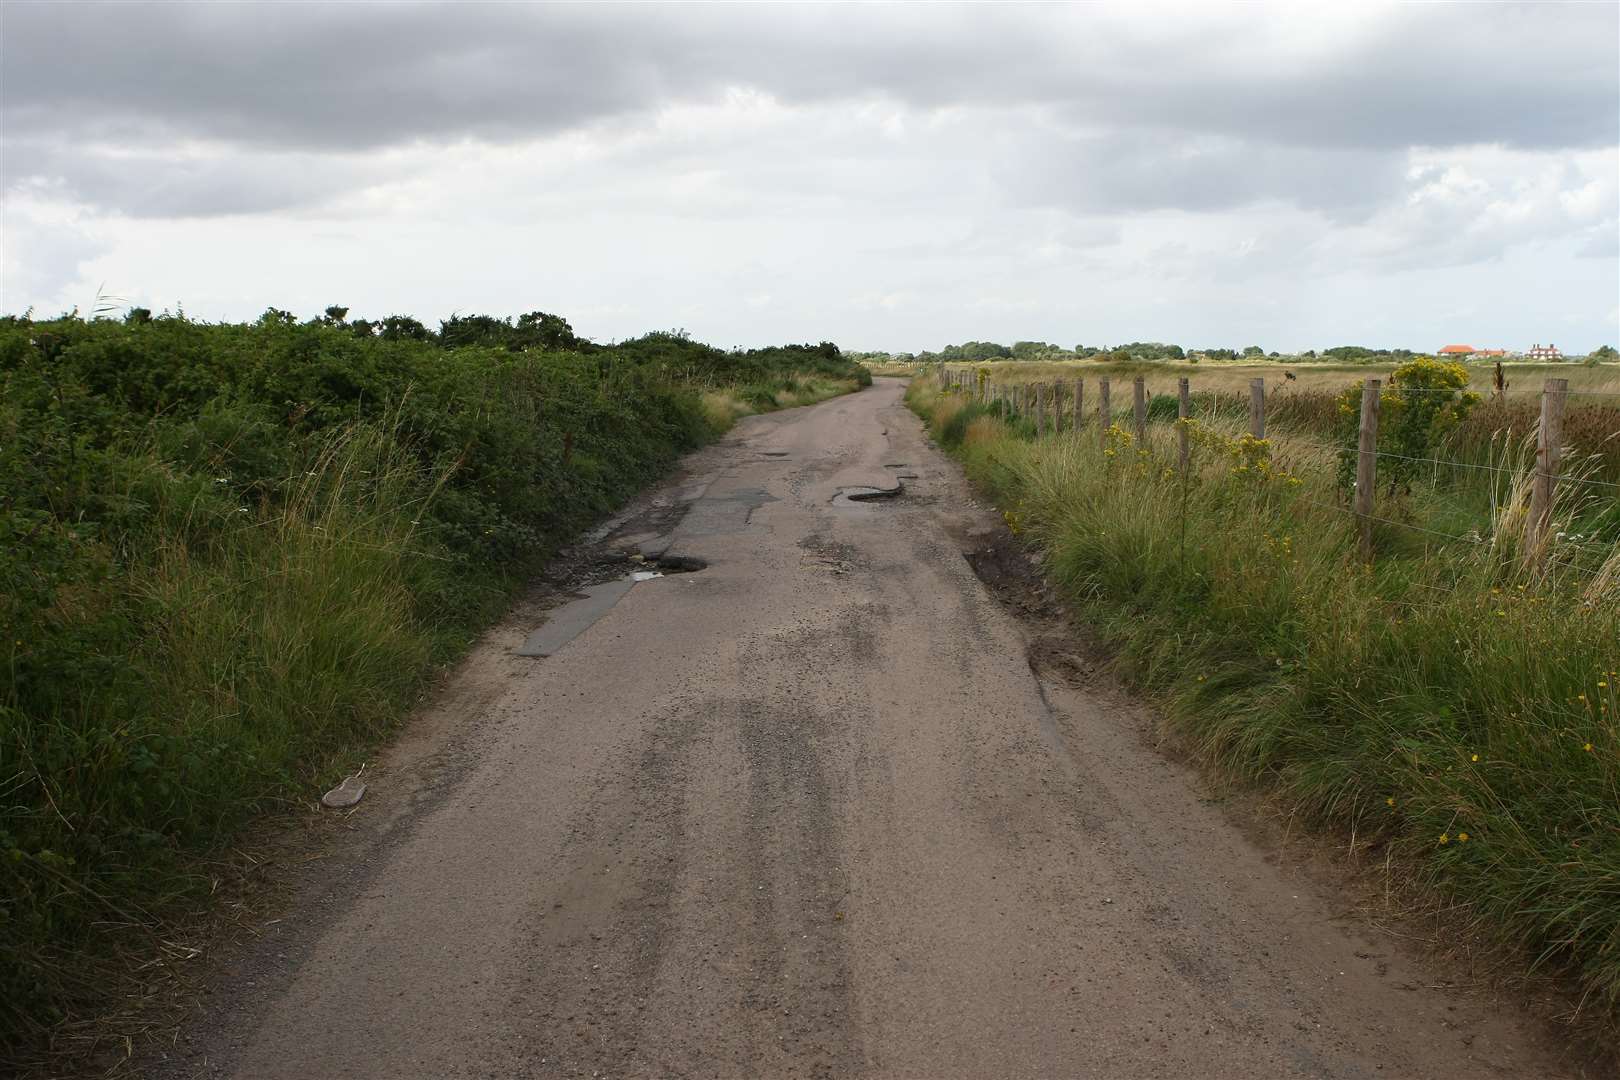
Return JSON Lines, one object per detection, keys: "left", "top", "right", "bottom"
{"left": 831, "top": 483, "right": 904, "bottom": 508}
{"left": 519, "top": 555, "right": 708, "bottom": 657}
{"left": 760, "top": 451, "right": 791, "bottom": 458}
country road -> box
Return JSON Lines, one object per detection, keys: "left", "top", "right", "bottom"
{"left": 164, "top": 378, "right": 1573, "bottom": 1080}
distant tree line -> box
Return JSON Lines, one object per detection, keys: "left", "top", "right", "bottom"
{"left": 851, "top": 340, "right": 1620, "bottom": 366}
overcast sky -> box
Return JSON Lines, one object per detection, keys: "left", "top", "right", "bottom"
{"left": 3, "top": 2, "right": 1617, "bottom": 353}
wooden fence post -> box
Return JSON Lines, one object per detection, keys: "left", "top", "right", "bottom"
{"left": 1132, "top": 376, "right": 1147, "bottom": 444}
{"left": 1523, "top": 377, "right": 1569, "bottom": 567}
{"left": 1355, "top": 378, "right": 1380, "bottom": 561}
{"left": 1098, "top": 378, "right": 1111, "bottom": 448}
{"left": 1177, "top": 377, "right": 1190, "bottom": 473}
{"left": 1073, "top": 378, "right": 1084, "bottom": 431}
{"left": 1035, "top": 383, "right": 1047, "bottom": 438}
{"left": 1249, "top": 378, "right": 1265, "bottom": 439}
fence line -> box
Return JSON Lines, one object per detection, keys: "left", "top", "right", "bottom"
{"left": 934, "top": 366, "right": 1613, "bottom": 572}
{"left": 1293, "top": 495, "right": 1604, "bottom": 580}
{"left": 1265, "top": 435, "right": 1620, "bottom": 493}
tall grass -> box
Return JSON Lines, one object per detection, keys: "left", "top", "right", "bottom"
{"left": 0, "top": 314, "right": 868, "bottom": 1059}
{"left": 699, "top": 373, "right": 860, "bottom": 428}
{"left": 8, "top": 427, "right": 439, "bottom": 1030}
{"left": 912, "top": 380, "right": 1620, "bottom": 1030}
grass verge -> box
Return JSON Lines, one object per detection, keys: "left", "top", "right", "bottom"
{"left": 909, "top": 378, "right": 1620, "bottom": 1049}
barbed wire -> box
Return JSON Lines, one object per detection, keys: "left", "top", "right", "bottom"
{"left": 1291, "top": 495, "right": 1604, "bottom": 580}
{"left": 968, "top": 379, "right": 1619, "bottom": 400}
{"left": 1267, "top": 437, "right": 1620, "bottom": 492}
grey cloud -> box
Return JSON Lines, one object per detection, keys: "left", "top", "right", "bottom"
{"left": 5, "top": 139, "right": 379, "bottom": 217}
{"left": 0, "top": 207, "right": 109, "bottom": 308}
{"left": 1577, "top": 223, "right": 1620, "bottom": 259}
{"left": 3, "top": 3, "right": 1615, "bottom": 157}
{"left": 997, "top": 133, "right": 1406, "bottom": 220}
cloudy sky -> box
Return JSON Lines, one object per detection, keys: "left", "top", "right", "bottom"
{"left": 3, "top": 2, "right": 1617, "bottom": 353}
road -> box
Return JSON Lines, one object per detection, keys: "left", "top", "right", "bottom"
{"left": 170, "top": 378, "right": 1571, "bottom": 1079}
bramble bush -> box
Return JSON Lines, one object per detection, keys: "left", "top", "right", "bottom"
{"left": 0, "top": 308, "right": 866, "bottom": 1053}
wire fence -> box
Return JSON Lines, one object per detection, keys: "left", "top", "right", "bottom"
{"left": 934, "top": 365, "right": 1619, "bottom": 576}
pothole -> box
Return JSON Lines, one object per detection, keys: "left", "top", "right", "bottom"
{"left": 831, "top": 483, "right": 904, "bottom": 508}
{"left": 517, "top": 554, "right": 708, "bottom": 657}
{"left": 625, "top": 553, "right": 708, "bottom": 575}
{"left": 797, "top": 535, "right": 865, "bottom": 575}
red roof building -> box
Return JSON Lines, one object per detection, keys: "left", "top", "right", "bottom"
{"left": 1438, "top": 344, "right": 1476, "bottom": 355}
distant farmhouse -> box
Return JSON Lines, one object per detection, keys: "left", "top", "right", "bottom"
{"left": 1437, "top": 344, "right": 1510, "bottom": 359}
{"left": 1527, "top": 343, "right": 1562, "bottom": 360}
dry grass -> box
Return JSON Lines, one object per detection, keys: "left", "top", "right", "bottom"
{"left": 939, "top": 363, "right": 1620, "bottom": 484}
{"left": 954, "top": 358, "right": 1620, "bottom": 400}
{"left": 699, "top": 389, "right": 758, "bottom": 429}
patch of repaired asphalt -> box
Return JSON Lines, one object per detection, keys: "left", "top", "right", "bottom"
{"left": 515, "top": 578, "right": 636, "bottom": 657}
{"left": 677, "top": 486, "right": 779, "bottom": 536}
{"left": 518, "top": 478, "right": 766, "bottom": 659}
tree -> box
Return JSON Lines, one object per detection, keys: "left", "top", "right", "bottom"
{"left": 1012, "top": 340, "right": 1061, "bottom": 360}
{"left": 1589, "top": 345, "right": 1618, "bottom": 362}
{"left": 516, "top": 310, "right": 582, "bottom": 350}
{"left": 1114, "top": 342, "right": 1183, "bottom": 361}
{"left": 378, "top": 314, "right": 430, "bottom": 341}
{"left": 439, "top": 314, "right": 514, "bottom": 349}
{"left": 258, "top": 307, "right": 298, "bottom": 327}
{"left": 323, "top": 305, "right": 349, "bottom": 325}
{"left": 1242, "top": 345, "right": 1264, "bottom": 357}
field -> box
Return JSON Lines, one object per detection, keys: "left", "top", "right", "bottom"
{"left": 908, "top": 371, "right": 1620, "bottom": 1037}
{"left": 874, "top": 356, "right": 1620, "bottom": 396}
{"left": 936, "top": 358, "right": 1620, "bottom": 485}
{"left": 0, "top": 311, "right": 868, "bottom": 1054}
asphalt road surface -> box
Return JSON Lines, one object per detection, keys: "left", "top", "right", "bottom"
{"left": 170, "top": 378, "right": 1573, "bottom": 1079}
